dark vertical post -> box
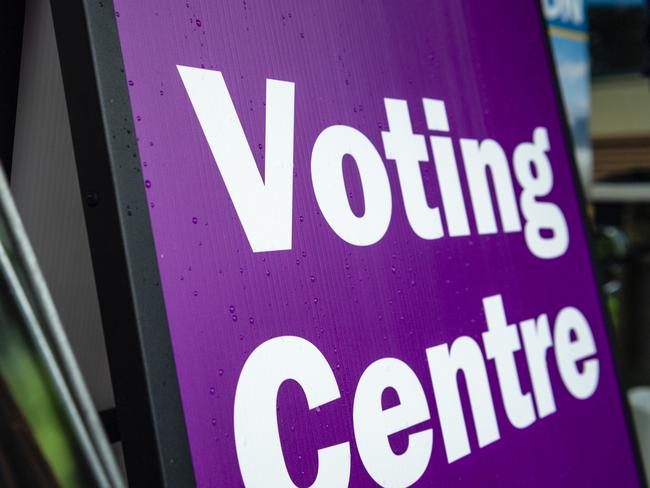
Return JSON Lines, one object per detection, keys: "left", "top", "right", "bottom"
{"left": 0, "top": 1, "right": 26, "bottom": 177}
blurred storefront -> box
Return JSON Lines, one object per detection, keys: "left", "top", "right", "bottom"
{"left": 546, "top": 0, "right": 650, "bottom": 387}
{"left": 588, "top": 0, "right": 650, "bottom": 387}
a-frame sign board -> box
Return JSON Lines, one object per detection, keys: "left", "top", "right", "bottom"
{"left": 50, "top": 0, "right": 646, "bottom": 486}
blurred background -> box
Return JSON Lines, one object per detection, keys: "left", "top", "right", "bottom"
{"left": 544, "top": 0, "right": 650, "bottom": 388}
{"left": 545, "top": 0, "right": 650, "bottom": 475}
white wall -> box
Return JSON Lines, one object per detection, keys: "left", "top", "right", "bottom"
{"left": 10, "top": 0, "right": 115, "bottom": 413}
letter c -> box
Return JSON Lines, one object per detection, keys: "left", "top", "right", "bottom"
{"left": 234, "top": 336, "right": 350, "bottom": 487}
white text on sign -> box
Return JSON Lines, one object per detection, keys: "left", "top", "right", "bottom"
{"left": 178, "top": 67, "right": 569, "bottom": 260}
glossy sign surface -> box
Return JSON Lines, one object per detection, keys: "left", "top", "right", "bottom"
{"left": 113, "top": 1, "right": 640, "bottom": 486}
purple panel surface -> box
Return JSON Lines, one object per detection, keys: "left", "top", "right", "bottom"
{"left": 112, "top": 1, "right": 640, "bottom": 486}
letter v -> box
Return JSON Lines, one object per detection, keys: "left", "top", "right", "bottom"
{"left": 177, "top": 66, "right": 295, "bottom": 252}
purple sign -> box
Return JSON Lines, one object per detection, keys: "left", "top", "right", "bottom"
{"left": 112, "top": 1, "right": 640, "bottom": 486}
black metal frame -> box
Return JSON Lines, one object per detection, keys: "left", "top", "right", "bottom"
{"left": 48, "top": 0, "right": 195, "bottom": 486}
{"left": 47, "top": 0, "right": 647, "bottom": 486}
